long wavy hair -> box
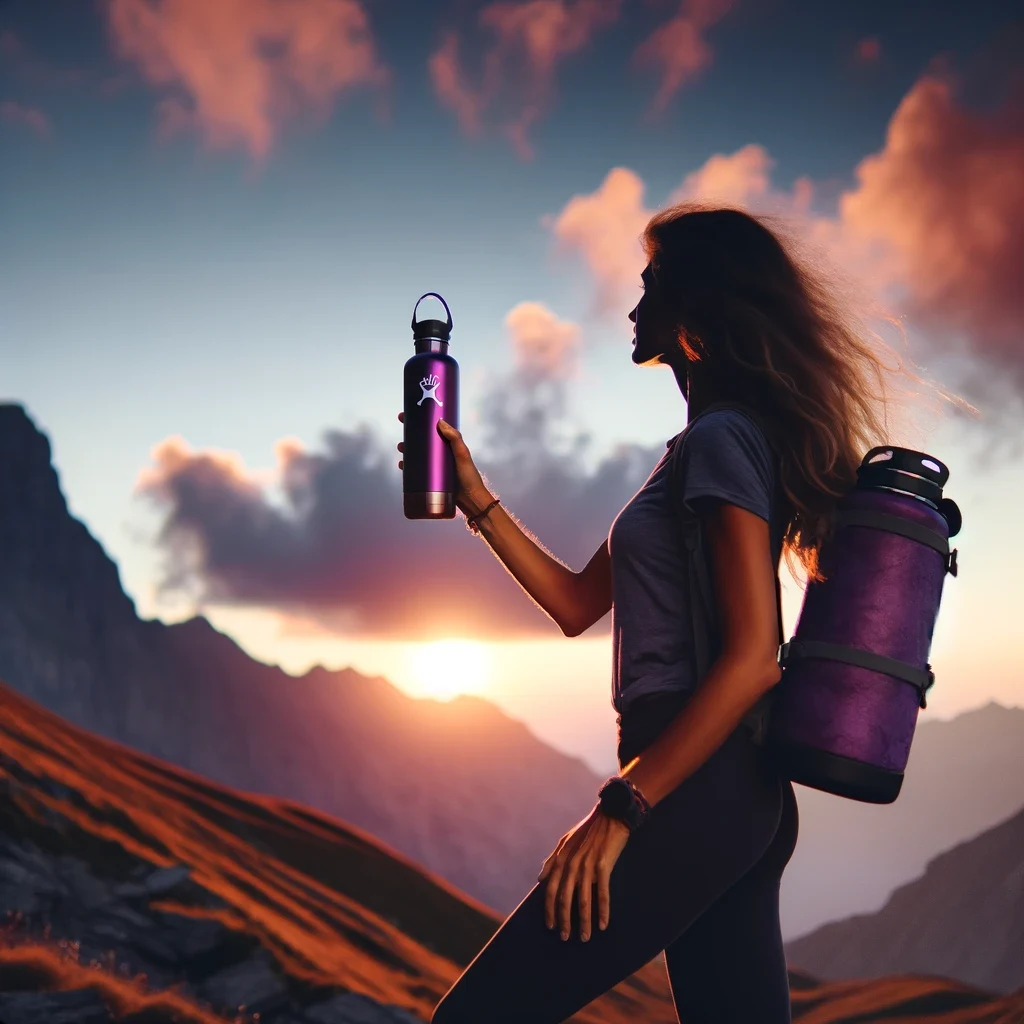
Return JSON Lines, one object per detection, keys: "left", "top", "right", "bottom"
{"left": 642, "top": 202, "right": 969, "bottom": 584}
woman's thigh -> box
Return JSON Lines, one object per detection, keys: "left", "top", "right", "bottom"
{"left": 664, "top": 779, "right": 800, "bottom": 1024}
{"left": 431, "top": 729, "right": 784, "bottom": 1024}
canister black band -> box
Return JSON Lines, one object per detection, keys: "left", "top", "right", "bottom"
{"left": 779, "top": 639, "right": 934, "bottom": 709}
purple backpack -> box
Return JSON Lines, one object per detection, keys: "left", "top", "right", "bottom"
{"left": 668, "top": 401, "right": 961, "bottom": 804}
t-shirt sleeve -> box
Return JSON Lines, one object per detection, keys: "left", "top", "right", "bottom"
{"left": 679, "top": 409, "right": 775, "bottom": 522}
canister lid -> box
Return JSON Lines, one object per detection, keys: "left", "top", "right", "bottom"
{"left": 856, "top": 447, "right": 948, "bottom": 507}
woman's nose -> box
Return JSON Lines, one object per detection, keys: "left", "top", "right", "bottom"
{"left": 627, "top": 306, "right": 637, "bottom": 323}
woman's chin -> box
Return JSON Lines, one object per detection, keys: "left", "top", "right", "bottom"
{"left": 632, "top": 346, "right": 664, "bottom": 367}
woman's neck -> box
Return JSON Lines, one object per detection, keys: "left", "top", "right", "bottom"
{"left": 670, "top": 358, "right": 714, "bottom": 423}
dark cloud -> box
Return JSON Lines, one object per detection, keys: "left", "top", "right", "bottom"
{"left": 137, "top": 355, "right": 664, "bottom": 641}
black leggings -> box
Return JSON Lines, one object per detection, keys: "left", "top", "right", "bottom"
{"left": 431, "top": 691, "right": 800, "bottom": 1024}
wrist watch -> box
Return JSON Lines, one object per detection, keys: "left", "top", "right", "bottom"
{"left": 598, "top": 775, "right": 651, "bottom": 833}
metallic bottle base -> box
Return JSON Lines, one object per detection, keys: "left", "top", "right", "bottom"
{"left": 404, "top": 491, "right": 456, "bottom": 519}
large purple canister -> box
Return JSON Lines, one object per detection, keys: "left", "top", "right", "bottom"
{"left": 767, "top": 446, "right": 962, "bottom": 803}
{"left": 403, "top": 293, "right": 459, "bottom": 519}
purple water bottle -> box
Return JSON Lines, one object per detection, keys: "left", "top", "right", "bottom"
{"left": 403, "top": 293, "right": 459, "bottom": 519}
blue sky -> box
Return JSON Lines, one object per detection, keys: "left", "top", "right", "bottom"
{"left": 2, "top": 0, "right": 1022, "bottom": 771}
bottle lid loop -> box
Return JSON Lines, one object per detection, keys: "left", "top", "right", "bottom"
{"left": 411, "top": 293, "right": 453, "bottom": 333}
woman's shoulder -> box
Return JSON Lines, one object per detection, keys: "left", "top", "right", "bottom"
{"left": 686, "top": 406, "right": 774, "bottom": 454}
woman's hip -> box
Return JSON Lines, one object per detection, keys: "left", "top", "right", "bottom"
{"left": 616, "top": 690, "right": 783, "bottom": 839}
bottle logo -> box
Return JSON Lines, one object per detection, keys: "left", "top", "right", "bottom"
{"left": 417, "top": 373, "right": 443, "bottom": 407}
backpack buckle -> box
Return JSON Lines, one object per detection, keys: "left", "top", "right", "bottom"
{"left": 946, "top": 548, "right": 958, "bottom": 577}
{"left": 919, "top": 663, "right": 935, "bottom": 709}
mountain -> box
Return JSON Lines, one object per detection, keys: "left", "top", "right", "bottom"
{"left": 0, "top": 402, "right": 604, "bottom": 918}
{"left": 781, "top": 701, "right": 1024, "bottom": 937}
{"left": 0, "top": 675, "right": 673, "bottom": 1023}
{"left": 5, "top": 400, "right": 1024, "bottom": 950}
{"left": 786, "top": 801, "right": 1024, "bottom": 995}
{"left": 3, "top": 676, "right": 1024, "bottom": 1024}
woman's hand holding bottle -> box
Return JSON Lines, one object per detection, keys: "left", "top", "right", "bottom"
{"left": 397, "top": 411, "right": 493, "bottom": 518}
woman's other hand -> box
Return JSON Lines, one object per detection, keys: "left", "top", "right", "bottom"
{"left": 397, "top": 412, "right": 492, "bottom": 515}
{"left": 537, "top": 806, "right": 631, "bottom": 942}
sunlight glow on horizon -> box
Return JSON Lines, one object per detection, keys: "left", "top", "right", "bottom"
{"left": 402, "top": 638, "right": 494, "bottom": 702}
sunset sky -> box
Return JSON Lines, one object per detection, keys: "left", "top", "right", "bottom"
{"left": 3, "top": 0, "right": 1022, "bottom": 773}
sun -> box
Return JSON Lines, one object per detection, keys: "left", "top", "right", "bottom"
{"left": 407, "top": 639, "right": 493, "bottom": 701}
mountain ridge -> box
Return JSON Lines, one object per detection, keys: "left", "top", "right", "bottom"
{"left": 0, "top": 401, "right": 605, "bottom": 916}
{"left": 785, "top": 800, "right": 1024, "bottom": 993}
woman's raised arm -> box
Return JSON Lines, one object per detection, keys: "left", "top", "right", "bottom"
{"left": 398, "top": 413, "right": 612, "bottom": 637}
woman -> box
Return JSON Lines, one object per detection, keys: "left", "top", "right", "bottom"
{"left": 398, "top": 204, "right": 912, "bottom": 1023}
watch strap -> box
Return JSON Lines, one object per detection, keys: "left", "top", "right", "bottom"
{"left": 598, "top": 775, "right": 650, "bottom": 832}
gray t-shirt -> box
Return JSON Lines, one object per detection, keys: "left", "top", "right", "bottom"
{"left": 608, "top": 408, "right": 784, "bottom": 715}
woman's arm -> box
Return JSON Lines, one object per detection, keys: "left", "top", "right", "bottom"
{"left": 406, "top": 415, "right": 612, "bottom": 637}
{"left": 463, "top": 487, "right": 612, "bottom": 638}
{"left": 619, "top": 497, "right": 782, "bottom": 807}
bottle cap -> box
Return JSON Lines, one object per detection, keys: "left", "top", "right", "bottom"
{"left": 412, "top": 293, "right": 453, "bottom": 343}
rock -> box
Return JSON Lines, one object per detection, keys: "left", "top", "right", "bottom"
{"left": 0, "top": 988, "right": 115, "bottom": 1023}
{"left": 303, "top": 991, "right": 425, "bottom": 1024}
{"left": 57, "top": 855, "right": 114, "bottom": 910}
{"left": 140, "top": 863, "right": 192, "bottom": 896}
{"left": 111, "top": 881, "right": 148, "bottom": 899}
{"left": 173, "top": 916, "right": 231, "bottom": 961}
{"left": 103, "top": 903, "right": 155, "bottom": 930}
{"left": 198, "top": 947, "right": 290, "bottom": 1016}
{"left": 0, "top": 860, "right": 42, "bottom": 915}
{"left": 123, "top": 926, "right": 183, "bottom": 968}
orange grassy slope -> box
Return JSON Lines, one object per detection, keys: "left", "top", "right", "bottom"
{"left": 0, "top": 678, "right": 679, "bottom": 1022}
{"left": 1, "top": 678, "right": 1022, "bottom": 1024}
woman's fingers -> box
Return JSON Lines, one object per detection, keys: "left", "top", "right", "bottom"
{"left": 543, "top": 858, "right": 564, "bottom": 931}
{"left": 596, "top": 857, "right": 612, "bottom": 931}
{"left": 398, "top": 460, "right": 403, "bottom": 470}
{"left": 537, "top": 850, "right": 555, "bottom": 882}
{"left": 577, "top": 855, "right": 596, "bottom": 942}
{"left": 397, "top": 442, "right": 403, "bottom": 452}
{"left": 556, "top": 857, "right": 581, "bottom": 940}
{"left": 398, "top": 411, "right": 404, "bottom": 422}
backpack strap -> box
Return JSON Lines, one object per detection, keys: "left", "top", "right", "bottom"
{"left": 667, "top": 402, "right": 787, "bottom": 743}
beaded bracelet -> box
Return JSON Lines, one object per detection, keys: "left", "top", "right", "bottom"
{"left": 466, "top": 497, "right": 501, "bottom": 534}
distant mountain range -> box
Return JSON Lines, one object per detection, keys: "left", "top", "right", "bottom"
{"left": 3, "top": 674, "right": 1023, "bottom": 1024}
{"left": 786, "top": 801, "right": 1024, "bottom": 994}
{"left": 782, "top": 701, "right": 1024, "bottom": 937}
{"left": 2, "top": 400, "right": 1024, "bottom": 989}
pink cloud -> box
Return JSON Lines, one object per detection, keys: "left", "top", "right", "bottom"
{"left": 550, "top": 70, "right": 1024, "bottom": 406}
{"left": 839, "top": 73, "right": 1024, "bottom": 382}
{"left": 670, "top": 142, "right": 775, "bottom": 207}
{"left": 428, "top": 31, "right": 486, "bottom": 138}
{"left": 550, "top": 167, "right": 652, "bottom": 313}
{"left": 550, "top": 146, "right": 809, "bottom": 313}
{"left": 505, "top": 302, "right": 581, "bottom": 380}
{"left": 633, "top": 0, "right": 735, "bottom": 116}
{"left": 103, "top": 0, "right": 389, "bottom": 160}
{"left": 0, "top": 100, "right": 53, "bottom": 139}
{"left": 429, "top": 0, "right": 623, "bottom": 160}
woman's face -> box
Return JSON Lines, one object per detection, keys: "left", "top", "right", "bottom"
{"left": 628, "top": 264, "right": 679, "bottom": 367}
